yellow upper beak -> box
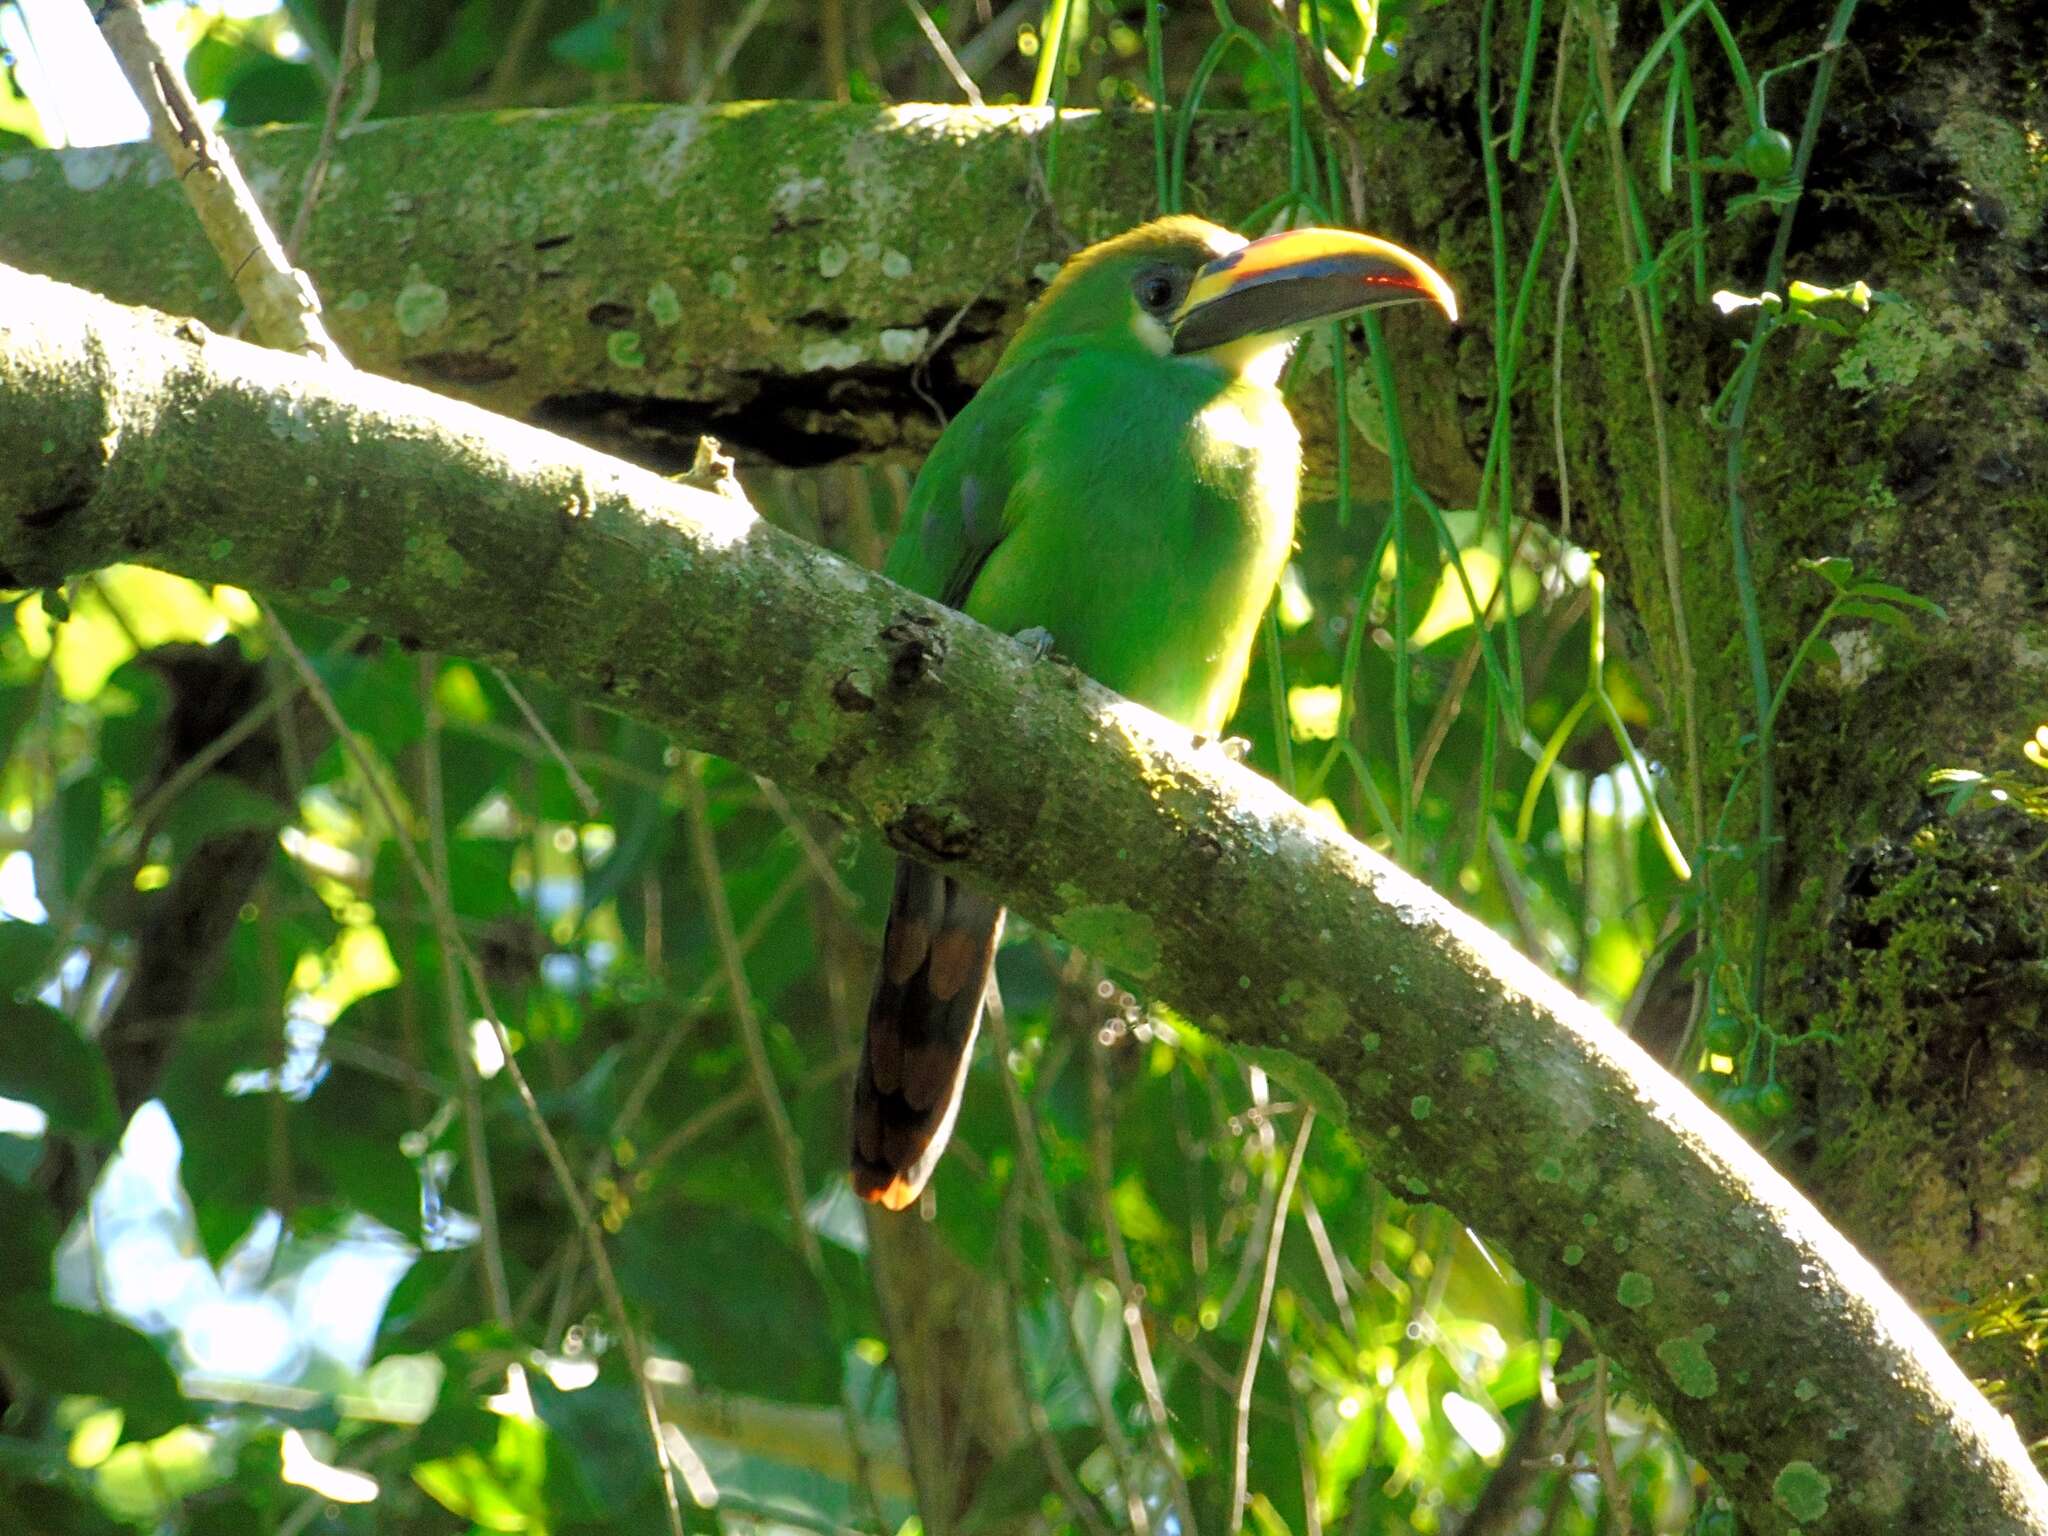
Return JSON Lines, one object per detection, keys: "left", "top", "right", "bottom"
{"left": 1170, "top": 227, "right": 1458, "bottom": 355}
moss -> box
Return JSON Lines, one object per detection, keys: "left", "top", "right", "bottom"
{"left": 1771, "top": 1460, "right": 1831, "bottom": 1524}
{"left": 1789, "top": 806, "right": 2048, "bottom": 1438}
{"left": 1509, "top": 41, "right": 2047, "bottom": 1459}
{"left": 394, "top": 278, "right": 449, "bottom": 338}
{"left": 1831, "top": 303, "right": 1959, "bottom": 395}
{"left": 1933, "top": 108, "right": 2048, "bottom": 240}
{"left": 1055, "top": 899, "right": 1163, "bottom": 979}
{"left": 1657, "top": 1329, "right": 1720, "bottom": 1400}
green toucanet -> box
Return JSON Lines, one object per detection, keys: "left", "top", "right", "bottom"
{"left": 852, "top": 215, "right": 1457, "bottom": 1210}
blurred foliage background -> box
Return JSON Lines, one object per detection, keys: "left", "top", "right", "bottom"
{"left": 1, "top": 0, "right": 2013, "bottom": 1534}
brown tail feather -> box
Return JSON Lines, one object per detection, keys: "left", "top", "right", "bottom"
{"left": 852, "top": 860, "right": 1004, "bottom": 1210}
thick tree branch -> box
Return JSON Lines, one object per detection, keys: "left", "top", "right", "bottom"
{"left": 2, "top": 265, "right": 2044, "bottom": 1535}
{"left": 0, "top": 103, "right": 1471, "bottom": 500}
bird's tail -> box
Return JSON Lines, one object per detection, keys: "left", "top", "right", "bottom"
{"left": 851, "top": 859, "right": 1004, "bottom": 1210}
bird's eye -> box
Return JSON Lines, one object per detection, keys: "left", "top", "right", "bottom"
{"left": 1135, "top": 270, "right": 1180, "bottom": 314}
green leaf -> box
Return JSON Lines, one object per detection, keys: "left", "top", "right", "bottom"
{"left": 414, "top": 1413, "right": 550, "bottom": 1531}
{"left": 959, "top": 1426, "right": 1100, "bottom": 1533}
{"left": 1844, "top": 580, "right": 1946, "bottom": 619}
{"left": 0, "top": 1179, "right": 55, "bottom": 1293}
{"left": 1229, "top": 1041, "right": 1349, "bottom": 1124}
{"left": 183, "top": 31, "right": 255, "bottom": 101}
{"left": 617, "top": 1206, "right": 838, "bottom": 1404}
{"left": 0, "top": 999, "right": 117, "bottom": 1139}
{"left": 0, "top": 1446, "right": 124, "bottom": 1536}
{"left": 1797, "top": 556, "right": 1853, "bottom": 590}
{"left": 0, "top": 1297, "right": 188, "bottom": 1437}
{"left": 159, "top": 776, "right": 285, "bottom": 865}
{"left": 1830, "top": 598, "right": 1918, "bottom": 630}
{"left": 57, "top": 771, "right": 104, "bottom": 905}
{"left": 548, "top": 11, "right": 634, "bottom": 72}
{"left": 534, "top": 1370, "right": 656, "bottom": 1521}
{"left": 0, "top": 920, "right": 57, "bottom": 998}
{"left": 221, "top": 60, "right": 323, "bottom": 126}
{"left": 295, "top": 1061, "right": 421, "bottom": 1238}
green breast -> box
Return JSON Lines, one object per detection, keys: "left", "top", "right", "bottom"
{"left": 962, "top": 352, "right": 1300, "bottom": 736}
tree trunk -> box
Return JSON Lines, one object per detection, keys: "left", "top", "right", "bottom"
{"left": 1379, "top": 2, "right": 2048, "bottom": 1437}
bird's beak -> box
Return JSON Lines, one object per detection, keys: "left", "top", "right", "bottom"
{"left": 1170, "top": 227, "right": 1458, "bottom": 355}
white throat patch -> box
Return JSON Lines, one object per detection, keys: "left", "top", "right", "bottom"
{"left": 1132, "top": 309, "right": 1173, "bottom": 357}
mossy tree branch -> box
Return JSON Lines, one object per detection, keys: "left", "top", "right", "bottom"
{"left": 0, "top": 102, "right": 1470, "bottom": 501}
{"left": 4, "top": 263, "right": 2045, "bottom": 1535}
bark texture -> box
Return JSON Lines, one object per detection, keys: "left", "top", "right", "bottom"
{"left": 3, "top": 263, "right": 2044, "bottom": 1535}
{"left": 1408, "top": 3, "right": 2048, "bottom": 1437}
{"left": 0, "top": 102, "right": 1463, "bottom": 498}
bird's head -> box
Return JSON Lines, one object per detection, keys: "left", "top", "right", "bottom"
{"left": 1007, "top": 214, "right": 1457, "bottom": 385}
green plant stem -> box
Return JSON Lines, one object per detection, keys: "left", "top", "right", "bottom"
{"left": 1506, "top": 0, "right": 1544, "bottom": 160}
{"left": 1145, "top": 0, "right": 1168, "bottom": 213}
{"left": 1611, "top": 0, "right": 1756, "bottom": 131}
{"left": 1264, "top": 609, "right": 1297, "bottom": 794}
{"left": 1171, "top": 27, "right": 1260, "bottom": 212}
{"left": 1720, "top": 0, "right": 1860, "bottom": 1011}
{"left": 1029, "top": 0, "right": 1071, "bottom": 104}
{"left": 1476, "top": 0, "right": 1526, "bottom": 712}
{"left": 1586, "top": 12, "right": 1704, "bottom": 879}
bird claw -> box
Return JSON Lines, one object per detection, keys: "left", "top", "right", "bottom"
{"left": 1014, "top": 626, "right": 1059, "bottom": 662}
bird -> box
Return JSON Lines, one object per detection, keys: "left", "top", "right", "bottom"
{"left": 851, "top": 215, "right": 1457, "bottom": 1211}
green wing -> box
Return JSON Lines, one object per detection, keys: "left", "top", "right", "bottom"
{"left": 882, "top": 354, "right": 1059, "bottom": 608}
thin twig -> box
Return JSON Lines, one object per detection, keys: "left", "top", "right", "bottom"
{"left": 420, "top": 655, "right": 515, "bottom": 1326}
{"left": 680, "top": 758, "right": 820, "bottom": 1266}
{"left": 91, "top": 0, "right": 340, "bottom": 359}
{"left": 690, "top": 0, "right": 776, "bottom": 104}
{"left": 901, "top": 0, "right": 984, "bottom": 104}
{"left": 640, "top": 1050, "right": 858, "bottom": 1185}
{"left": 751, "top": 774, "right": 858, "bottom": 911}
{"left": 1590, "top": 1357, "right": 1636, "bottom": 1536}
{"left": 1229, "top": 1109, "right": 1314, "bottom": 1536}
{"left": 821, "top": 0, "right": 850, "bottom": 99}
{"left": 493, "top": 668, "right": 602, "bottom": 819}
{"left": 605, "top": 857, "right": 809, "bottom": 1142}
{"left": 1089, "top": 1031, "right": 1196, "bottom": 1536}
{"left": 1409, "top": 518, "right": 1539, "bottom": 801}
{"left": 955, "top": 0, "right": 1036, "bottom": 77}
{"left": 1289, "top": 1374, "right": 1324, "bottom": 1536}
{"left": 521, "top": 857, "right": 818, "bottom": 1324}
{"left": 680, "top": 754, "right": 886, "bottom": 1527}
{"left": 1213, "top": 1067, "right": 1282, "bottom": 1325}
{"left": 981, "top": 989, "right": 1124, "bottom": 1535}
{"left": 444, "top": 717, "right": 672, "bottom": 793}
{"left": 996, "top": 1210, "right": 1118, "bottom": 1536}
{"left": 487, "top": 0, "right": 550, "bottom": 103}
{"left": 1546, "top": 5, "right": 1581, "bottom": 540}
{"left": 284, "top": 0, "right": 375, "bottom": 262}
{"left": 1296, "top": 1186, "right": 1357, "bottom": 1338}
{"left": 265, "top": 613, "right": 708, "bottom": 1535}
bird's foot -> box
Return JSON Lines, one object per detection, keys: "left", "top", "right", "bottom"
{"left": 1014, "top": 626, "right": 1059, "bottom": 662}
